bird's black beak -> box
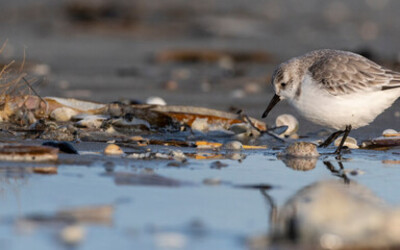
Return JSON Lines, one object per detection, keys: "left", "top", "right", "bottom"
{"left": 262, "top": 94, "right": 281, "bottom": 118}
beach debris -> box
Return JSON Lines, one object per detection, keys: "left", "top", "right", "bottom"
{"left": 203, "top": 178, "right": 222, "bottom": 185}
{"left": 0, "top": 144, "right": 59, "bottom": 162}
{"left": 32, "top": 166, "right": 58, "bottom": 174}
{"left": 282, "top": 142, "right": 320, "bottom": 158}
{"left": 275, "top": 114, "right": 299, "bottom": 138}
{"left": 222, "top": 140, "right": 243, "bottom": 150}
{"left": 155, "top": 49, "right": 272, "bottom": 64}
{"left": 277, "top": 142, "right": 319, "bottom": 170}
{"left": 42, "top": 141, "right": 79, "bottom": 154}
{"left": 114, "top": 172, "right": 191, "bottom": 187}
{"left": 59, "top": 224, "right": 86, "bottom": 245}
{"left": 195, "top": 140, "right": 266, "bottom": 150}
{"left": 155, "top": 232, "right": 187, "bottom": 249}
{"left": 210, "top": 160, "right": 228, "bottom": 169}
{"left": 230, "top": 122, "right": 261, "bottom": 141}
{"left": 57, "top": 205, "right": 114, "bottom": 225}
{"left": 382, "top": 128, "right": 400, "bottom": 137}
{"left": 334, "top": 136, "right": 359, "bottom": 149}
{"left": 17, "top": 204, "right": 114, "bottom": 232}
{"left": 74, "top": 114, "right": 107, "bottom": 129}
{"left": 361, "top": 136, "right": 400, "bottom": 150}
{"left": 50, "top": 107, "right": 78, "bottom": 122}
{"left": 146, "top": 96, "right": 166, "bottom": 105}
{"left": 272, "top": 180, "right": 400, "bottom": 249}
{"left": 104, "top": 144, "right": 124, "bottom": 155}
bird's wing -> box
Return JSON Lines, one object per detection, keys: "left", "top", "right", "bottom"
{"left": 308, "top": 51, "right": 400, "bottom": 96}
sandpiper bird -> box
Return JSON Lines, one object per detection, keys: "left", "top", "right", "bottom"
{"left": 262, "top": 49, "right": 400, "bottom": 154}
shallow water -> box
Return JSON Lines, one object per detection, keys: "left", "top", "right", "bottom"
{"left": 1, "top": 147, "right": 400, "bottom": 250}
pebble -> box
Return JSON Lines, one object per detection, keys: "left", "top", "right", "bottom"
{"left": 223, "top": 141, "right": 243, "bottom": 150}
{"left": 334, "top": 136, "right": 359, "bottom": 149}
{"left": 275, "top": 114, "right": 299, "bottom": 137}
{"left": 104, "top": 144, "right": 124, "bottom": 155}
{"left": 284, "top": 142, "right": 319, "bottom": 158}
{"left": 59, "top": 224, "right": 85, "bottom": 245}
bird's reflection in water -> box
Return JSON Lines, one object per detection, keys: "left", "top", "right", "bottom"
{"left": 279, "top": 156, "right": 318, "bottom": 171}
{"left": 252, "top": 160, "right": 400, "bottom": 250}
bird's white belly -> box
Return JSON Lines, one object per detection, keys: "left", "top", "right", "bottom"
{"left": 290, "top": 83, "right": 400, "bottom": 130}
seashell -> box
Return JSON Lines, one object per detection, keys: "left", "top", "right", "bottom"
{"left": 275, "top": 114, "right": 299, "bottom": 136}
{"left": 146, "top": 96, "right": 166, "bottom": 105}
{"left": 104, "top": 144, "right": 124, "bottom": 155}
{"left": 334, "top": 136, "right": 358, "bottom": 149}
{"left": 74, "top": 115, "right": 107, "bottom": 129}
{"left": 191, "top": 118, "right": 209, "bottom": 132}
{"left": 382, "top": 129, "right": 399, "bottom": 137}
{"left": 284, "top": 142, "right": 319, "bottom": 158}
{"left": 223, "top": 141, "right": 243, "bottom": 150}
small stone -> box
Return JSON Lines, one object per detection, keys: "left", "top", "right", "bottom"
{"left": 104, "top": 144, "right": 124, "bottom": 155}
{"left": 284, "top": 142, "right": 319, "bottom": 158}
{"left": 275, "top": 114, "right": 299, "bottom": 137}
{"left": 59, "top": 224, "right": 85, "bottom": 245}
{"left": 334, "top": 136, "right": 358, "bottom": 149}
{"left": 223, "top": 141, "right": 243, "bottom": 150}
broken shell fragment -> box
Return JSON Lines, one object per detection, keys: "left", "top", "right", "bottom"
{"left": 222, "top": 141, "right": 243, "bottom": 150}
{"left": 50, "top": 107, "right": 78, "bottom": 122}
{"left": 32, "top": 166, "right": 58, "bottom": 174}
{"left": 104, "top": 144, "right": 124, "bottom": 155}
{"left": 334, "top": 136, "right": 359, "bottom": 149}
{"left": 283, "top": 142, "right": 319, "bottom": 158}
{"left": 0, "top": 145, "right": 59, "bottom": 162}
{"left": 275, "top": 114, "right": 299, "bottom": 137}
{"left": 74, "top": 115, "right": 107, "bottom": 129}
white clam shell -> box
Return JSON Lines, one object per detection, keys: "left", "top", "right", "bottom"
{"left": 275, "top": 114, "right": 299, "bottom": 136}
{"left": 334, "top": 136, "right": 359, "bottom": 149}
{"left": 382, "top": 129, "right": 398, "bottom": 136}
{"left": 146, "top": 96, "right": 166, "bottom": 105}
{"left": 104, "top": 144, "right": 124, "bottom": 155}
{"left": 50, "top": 107, "right": 78, "bottom": 122}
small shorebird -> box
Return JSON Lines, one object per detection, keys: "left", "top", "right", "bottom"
{"left": 262, "top": 49, "right": 400, "bottom": 154}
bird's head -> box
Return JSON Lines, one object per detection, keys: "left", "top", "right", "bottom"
{"left": 262, "top": 59, "right": 302, "bottom": 118}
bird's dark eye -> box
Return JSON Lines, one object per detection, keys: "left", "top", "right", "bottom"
{"left": 280, "top": 82, "right": 287, "bottom": 88}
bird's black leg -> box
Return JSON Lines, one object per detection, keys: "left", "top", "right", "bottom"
{"left": 334, "top": 125, "right": 352, "bottom": 155}
{"left": 318, "top": 130, "right": 345, "bottom": 148}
